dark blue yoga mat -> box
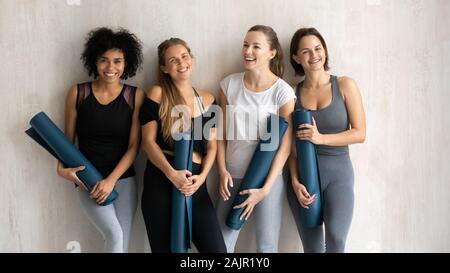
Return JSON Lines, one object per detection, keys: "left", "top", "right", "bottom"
{"left": 25, "top": 111, "right": 118, "bottom": 206}
{"left": 226, "top": 114, "right": 288, "bottom": 230}
{"left": 294, "top": 109, "right": 323, "bottom": 227}
{"left": 170, "top": 132, "right": 193, "bottom": 253}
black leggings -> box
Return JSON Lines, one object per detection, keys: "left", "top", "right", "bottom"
{"left": 141, "top": 155, "right": 226, "bottom": 253}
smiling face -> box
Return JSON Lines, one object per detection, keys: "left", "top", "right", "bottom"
{"left": 161, "top": 44, "right": 193, "bottom": 81}
{"left": 241, "top": 31, "right": 276, "bottom": 72}
{"left": 95, "top": 48, "right": 125, "bottom": 83}
{"left": 292, "top": 35, "right": 327, "bottom": 73}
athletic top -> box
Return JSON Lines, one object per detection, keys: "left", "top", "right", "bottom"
{"left": 76, "top": 82, "right": 136, "bottom": 179}
{"left": 220, "top": 72, "right": 296, "bottom": 178}
{"left": 295, "top": 75, "right": 350, "bottom": 155}
{"left": 139, "top": 88, "right": 217, "bottom": 155}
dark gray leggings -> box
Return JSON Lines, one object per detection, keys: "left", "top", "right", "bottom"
{"left": 287, "top": 154, "right": 354, "bottom": 253}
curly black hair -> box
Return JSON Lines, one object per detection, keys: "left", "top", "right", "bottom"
{"left": 81, "top": 27, "right": 143, "bottom": 80}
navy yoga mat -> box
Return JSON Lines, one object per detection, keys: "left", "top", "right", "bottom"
{"left": 25, "top": 111, "right": 118, "bottom": 206}
{"left": 170, "top": 132, "right": 193, "bottom": 253}
{"left": 294, "top": 109, "right": 323, "bottom": 227}
{"left": 226, "top": 114, "right": 288, "bottom": 230}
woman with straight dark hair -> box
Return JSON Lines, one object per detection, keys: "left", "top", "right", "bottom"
{"left": 288, "top": 27, "right": 366, "bottom": 252}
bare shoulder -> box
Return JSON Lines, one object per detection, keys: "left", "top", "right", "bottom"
{"left": 146, "top": 85, "right": 162, "bottom": 103}
{"left": 67, "top": 84, "right": 78, "bottom": 98}
{"left": 135, "top": 87, "right": 145, "bottom": 97}
{"left": 199, "top": 90, "right": 216, "bottom": 107}
{"left": 337, "top": 76, "right": 360, "bottom": 98}
{"left": 337, "top": 76, "right": 358, "bottom": 91}
{"left": 134, "top": 87, "right": 145, "bottom": 104}
{"left": 65, "top": 84, "right": 79, "bottom": 107}
{"left": 60, "top": 84, "right": 79, "bottom": 115}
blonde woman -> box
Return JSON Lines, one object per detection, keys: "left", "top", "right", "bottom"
{"left": 139, "top": 38, "right": 226, "bottom": 253}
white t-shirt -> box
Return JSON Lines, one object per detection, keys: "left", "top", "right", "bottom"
{"left": 220, "top": 72, "right": 296, "bottom": 178}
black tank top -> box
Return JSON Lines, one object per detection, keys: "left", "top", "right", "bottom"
{"left": 76, "top": 82, "right": 136, "bottom": 179}
{"left": 139, "top": 88, "right": 216, "bottom": 155}
{"left": 296, "top": 75, "right": 350, "bottom": 155}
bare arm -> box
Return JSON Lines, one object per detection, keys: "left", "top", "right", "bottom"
{"left": 288, "top": 140, "right": 299, "bottom": 186}
{"left": 216, "top": 90, "right": 228, "bottom": 175}
{"left": 64, "top": 86, "right": 78, "bottom": 143}
{"left": 261, "top": 100, "right": 295, "bottom": 194}
{"left": 56, "top": 85, "right": 88, "bottom": 190}
{"left": 217, "top": 90, "right": 234, "bottom": 201}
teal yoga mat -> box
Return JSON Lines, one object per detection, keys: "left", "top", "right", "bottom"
{"left": 170, "top": 132, "right": 193, "bottom": 253}
{"left": 294, "top": 109, "right": 323, "bottom": 227}
{"left": 226, "top": 114, "right": 288, "bottom": 230}
{"left": 25, "top": 111, "right": 118, "bottom": 206}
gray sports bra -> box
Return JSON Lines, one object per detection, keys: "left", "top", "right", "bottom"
{"left": 296, "top": 75, "right": 349, "bottom": 155}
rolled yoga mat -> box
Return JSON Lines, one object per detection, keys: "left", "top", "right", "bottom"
{"left": 25, "top": 111, "right": 118, "bottom": 206}
{"left": 294, "top": 109, "right": 323, "bottom": 227}
{"left": 170, "top": 132, "right": 193, "bottom": 253}
{"left": 226, "top": 114, "right": 288, "bottom": 230}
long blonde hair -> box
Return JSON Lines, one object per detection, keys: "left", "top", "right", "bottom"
{"left": 157, "top": 38, "right": 193, "bottom": 146}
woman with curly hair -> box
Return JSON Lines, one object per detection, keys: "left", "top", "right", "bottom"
{"left": 56, "top": 27, "right": 144, "bottom": 252}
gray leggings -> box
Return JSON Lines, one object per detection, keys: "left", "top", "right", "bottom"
{"left": 287, "top": 154, "right": 354, "bottom": 253}
{"left": 216, "top": 174, "right": 285, "bottom": 253}
{"left": 77, "top": 176, "right": 138, "bottom": 253}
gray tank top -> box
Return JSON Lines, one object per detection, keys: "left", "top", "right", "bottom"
{"left": 296, "top": 75, "right": 349, "bottom": 155}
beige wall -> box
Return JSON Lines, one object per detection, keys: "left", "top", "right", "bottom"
{"left": 1, "top": 0, "right": 449, "bottom": 252}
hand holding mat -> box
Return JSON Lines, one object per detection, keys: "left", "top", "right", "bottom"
{"left": 170, "top": 132, "right": 193, "bottom": 253}
{"left": 25, "top": 112, "right": 118, "bottom": 206}
{"left": 226, "top": 114, "right": 288, "bottom": 230}
{"left": 294, "top": 109, "right": 323, "bottom": 227}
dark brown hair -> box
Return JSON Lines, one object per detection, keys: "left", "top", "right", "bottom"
{"left": 289, "top": 27, "right": 329, "bottom": 76}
